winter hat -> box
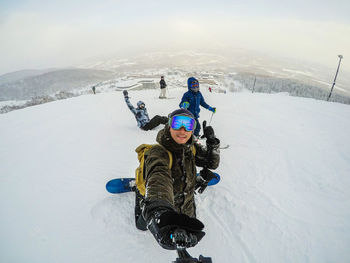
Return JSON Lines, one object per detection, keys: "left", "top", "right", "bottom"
{"left": 168, "top": 108, "right": 195, "bottom": 119}
{"left": 187, "top": 77, "right": 199, "bottom": 90}
{"left": 137, "top": 101, "right": 145, "bottom": 108}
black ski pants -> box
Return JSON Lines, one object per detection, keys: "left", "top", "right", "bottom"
{"left": 141, "top": 115, "right": 168, "bottom": 131}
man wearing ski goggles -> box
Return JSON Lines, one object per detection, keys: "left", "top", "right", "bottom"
{"left": 140, "top": 108, "right": 221, "bottom": 251}
{"left": 168, "top": 114, "right": 196, "bottom": 144}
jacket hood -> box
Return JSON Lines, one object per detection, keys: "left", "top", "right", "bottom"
{"left": 137, "top": 101, "right": 145, "bottom": 108}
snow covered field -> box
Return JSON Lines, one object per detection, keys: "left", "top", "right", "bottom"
{"left": 1, "top": 88, "right": 350, "bottom": 263}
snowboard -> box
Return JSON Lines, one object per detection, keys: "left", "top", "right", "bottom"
{"left": 106, "top": 173, "right": 221, "bottom": 194}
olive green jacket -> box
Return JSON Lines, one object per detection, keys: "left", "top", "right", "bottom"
{"left": 143, "top": 125, "right": 220, "bottom": 219}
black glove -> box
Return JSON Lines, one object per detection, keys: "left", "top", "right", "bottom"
{"left": 195, "top": 168, "right": 218, "bottom": 194}
{"left": 147, "top": 209, "right": 205, "bottom": 250}
{"left": 202, "top": 120, "right": 218, "bottom": 146}
{"left": 123, "top": 90, "right": 128, "bottom": 98}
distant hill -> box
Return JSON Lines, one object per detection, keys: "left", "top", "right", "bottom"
{"left": 0, "top": 68, "right": 116, "bottom": 101}
{"left": 0, "top": 69, "right": 58, "bottom": 85}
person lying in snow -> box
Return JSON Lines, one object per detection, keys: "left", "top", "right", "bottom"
{"left": 123, "top": 90, "right": 168, "bottom": 130}
{"left": 134, "top": 108, "right": 221, "bottom": 250}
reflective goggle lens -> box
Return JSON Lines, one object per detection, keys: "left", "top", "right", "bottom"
{"left": 169, "top": 115, "right": 196, "bottom": 132}
{"left": 190, "top": 81, "right": 199, "bottom": 89}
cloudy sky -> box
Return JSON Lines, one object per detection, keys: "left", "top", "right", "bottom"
{"left": 1, "top": 0, "right": 350, "bottom": 75}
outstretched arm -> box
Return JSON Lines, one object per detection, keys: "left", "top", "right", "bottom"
{"left": 143, "top": 147, "right": 205, "bottom": 250}
{"left": 123, "top": 90, "right": 137, "bottom": 115}
{"left": 200, "top": 93, "right": 216, "bottom": 113}
{"left": 144, "top": 147, "right": 175, "bottom": 207}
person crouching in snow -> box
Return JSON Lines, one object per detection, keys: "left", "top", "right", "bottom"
{"left": 134, "top": 108, "right": 220, "bottom": 250}
{"left": 179, "top": 77, "right": 216, "bottom": 137}
{"left": 123, "top": 90, "right": 168, "bottom": 130}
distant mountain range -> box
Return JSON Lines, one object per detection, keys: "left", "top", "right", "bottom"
{"left": 83, "top": 51, "right": 349, "bottom": 95}
{"left": 0, "top": 68, "right": 116, "bottom": 101}
{"left": 0, "top": 51, "right": 348, "bottom": 101}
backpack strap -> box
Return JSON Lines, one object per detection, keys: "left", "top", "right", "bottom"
{"left": 157, "top": 144, "right": 173, "bottom": 170}
{"left": 191, "top": 145, "right": 196, "bottom": 156}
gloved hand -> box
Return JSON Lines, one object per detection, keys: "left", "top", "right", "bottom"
{"left": 147, "top": 209, "right": 205, "bottom": 250}
{"left": 195, "top": 168, "right": 218, "bottom": 194}
{"left": 203, "top": 122, "right": 215, "bottom": 140}
{"left": 208, "top": 107, "right": 216, "bottom": 113}
{"left": 202, "top": 120, "right": 218, "bottom": 146}
{"left": 123, "top": 90, "right": 128, "bottom": 98}
{"left": 180, "top": 101, "right": 190, "bottom": 109}
{"left": 171, "top": 229, "right": 199, "bottom": 249}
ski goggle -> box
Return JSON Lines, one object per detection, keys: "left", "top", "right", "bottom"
{"left": 190, "top": 81, "right": 199, "bottom": 92}
{"left": 190, "top": 80, "right": 199, "bottom": 88}
{"left": 169, "top": 115, "right": 196, "bottom": 132}
{"left": 139, "top": 104, "right": 145, "bottom": 109}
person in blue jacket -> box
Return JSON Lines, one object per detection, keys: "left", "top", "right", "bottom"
{"left": 123, "top": 90, "right": 168, "bottom": 130}
{"left": 179, "top": 77, "right": 216, "bottom": 137}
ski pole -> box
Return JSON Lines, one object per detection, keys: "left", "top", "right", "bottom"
{"left": 208, "top": 112, "right": 214, "bottom": 126}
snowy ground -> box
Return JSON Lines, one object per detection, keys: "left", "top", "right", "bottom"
{"left": 1, "top": 88, "right": 350, "bottom": 263}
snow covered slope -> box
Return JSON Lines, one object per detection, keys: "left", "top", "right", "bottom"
{"left": 1, "top": 88, "right": 350, "bottom": 263}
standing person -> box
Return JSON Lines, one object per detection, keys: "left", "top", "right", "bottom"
{"left": 134, "top": 108, "right": 220, "bottom": 250}
{"left": 92, "top": 86, "right": 96, "bottom": 94}
{"left": 179, "top": 77, "right": 216, "bottom": 137}
{"left": 159, "top": 76, "right": 167, "bottom": 99}
{"left": 123, "top": 90, "right": 168, "bottom": 130}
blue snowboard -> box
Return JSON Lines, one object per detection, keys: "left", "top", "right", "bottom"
{"left": 106, "top": 173, "right": 221, "bottom": 194}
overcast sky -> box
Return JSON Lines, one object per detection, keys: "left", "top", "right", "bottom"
{"left": 1, "top": 0, "right": 350, "bottom": 75}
